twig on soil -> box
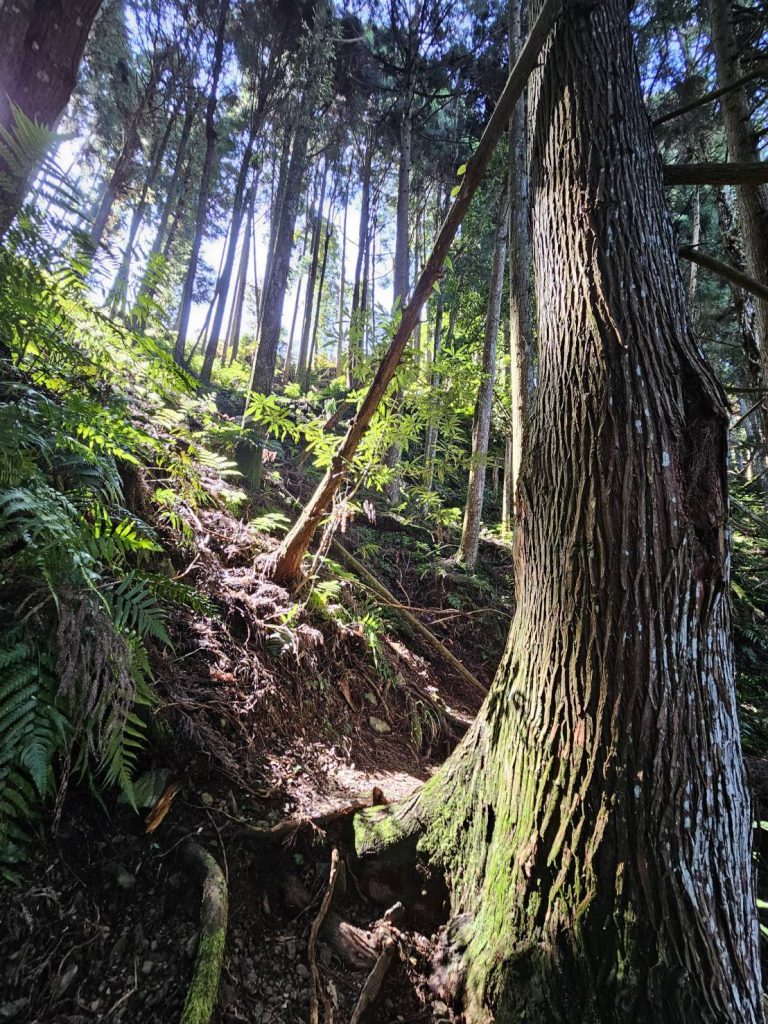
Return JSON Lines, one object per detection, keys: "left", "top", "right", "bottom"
{"left": 309, "top": 847, "right": 341, "bottom": 1024}
{"left": 349, "top": 938, "right": 398, "bottom": 1024}
{"left": 179, "top": 842, "right": 229, "bottom": 1024}
{"left": 106, "top": 956, "right": 138, "bottom": 1016}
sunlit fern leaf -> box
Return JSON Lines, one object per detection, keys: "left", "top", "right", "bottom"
{"left": 107, "top": 572, "right": 170, "bottom": 645}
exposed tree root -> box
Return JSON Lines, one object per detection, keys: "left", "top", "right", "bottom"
{"left": 179, "top": 842, "right": 228, "bottom": 1024}
{"left": 235, "top": 800, "right": 368, "bottom": 845}
{"left": 309, "top": 847, "right": 341, "bottom": 1024}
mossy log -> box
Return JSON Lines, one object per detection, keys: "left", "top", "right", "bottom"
{"left": 179, "top": 842, "right": 228, "bottom": 1024}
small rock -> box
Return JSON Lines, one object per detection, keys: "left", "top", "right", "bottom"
{"left": 433, "top": 1001, "right": 449, "bottom": 1016}
{"left": 141, "top": 960, "right": 154, "bottom": 976}
{"left": 296, "top": 963, "right": 309, "bottom": 981}
{"left": 286, "top": 938, "right": 297, "bottom": 960}
{"left": 115, "top": 867, "right": 135, "bottom": 890}
{"left": 0, "top": 999, "right": 29, "bottom": 1021}
{"left": 200, "top": 792, "right": 214, "bottom": 807}
{"left": 52, "top": 963, "right": 78, "bottom": 1000}
{"left": 150, "top": 940, "right": 158, "bottom": 952}
{"left": 369, "top": 716, "right": 391, "bottom": 735}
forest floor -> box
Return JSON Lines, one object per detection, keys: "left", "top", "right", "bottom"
{"left": 0, "top": 449, "right": 514, "bottom": 1024}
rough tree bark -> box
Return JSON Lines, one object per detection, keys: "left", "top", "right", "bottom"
{"left": 0, "top": 0, "right": 103, "bottom": 236}
{"left": 173, "top": 0, "right": 230, "bottom": 366}
{"left": 456, "top": 200, "right": 507, "bottom": 570}
{"left": 354, "top": 1, "right": 763, "bottom": 1020}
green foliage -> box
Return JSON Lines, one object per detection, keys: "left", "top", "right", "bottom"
{"left": 0, "top": 236, "right": 226, "bottom": 875}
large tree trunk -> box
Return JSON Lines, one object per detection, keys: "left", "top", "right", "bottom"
{"left": 457, "top": 200, "right": 507, "bottom": 569}
{"left": 503, "top": 0, "right": 532, "bottom": 533}
{"left": 355, "top": 1, "right": 763, "bottom": 1020}
{"left": 0, "top": 0, "right": 102, "bottom": 236}
{"left": 707, "top": 0, "right": 768, "bottom": 428}
{"left": 173, "top": 0, "right": 229, "bottom": 366}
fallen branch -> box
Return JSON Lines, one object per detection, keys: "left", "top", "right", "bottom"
{"left": 179, "top": 842, "right": 229, "bottom": 1024}
{"left": 309, "top": 848, "right": 341, "bottom": 1024}
{"left": 330, "top": 538, "right": 488, "bottom": 698}
{"left": 663, "top": 161, "right": 768, "bottom": 185}
{"left": 652, "top": 67, "right": 767, "bottom": 127}
{"left": 679, "top": 244, "right": 768, "bottom": 304}
{"left": 350, "top": 937, "right": 397, "bottom": 1024}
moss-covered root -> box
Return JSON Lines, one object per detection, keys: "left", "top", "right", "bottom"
{"left": 353, "top": 788, "right": 425, "bottom": 860}
{"left": 179, "top": 841, "right": 229, "bottom": 1024}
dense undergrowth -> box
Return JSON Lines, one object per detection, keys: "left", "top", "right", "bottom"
{"left": 1, "top": 229, "right": 768, "bottom": 888}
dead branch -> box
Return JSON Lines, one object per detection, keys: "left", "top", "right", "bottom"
{"left": 663, "top": 162, "right": 768, "bottom": 185}
{"left": 679, "top": 245, "right": 768, "bottom": 303}
{"left": 350, "top": 938, "right": 398, "bottom": 1024}
{"left": 309, "top": 848, "right": 341, "bottom": 1024}
{"left": 330, "top": 539, "right": 488, "bottom": 697}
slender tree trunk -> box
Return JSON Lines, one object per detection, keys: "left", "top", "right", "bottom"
{"left": 384, "top": 110, "right": 413, "bottom": 501}
{"left": 135, "top": 96, "right": 198, "bottom": 307}
{"left": 348, "top": 129, "right": 373, "bottom": 387}
{"left": 356, "top": 3, "right": 762, "bottom": 1020}
{"left": 90, "top": 64, "right": 164, "bottom": 252}
{"left": 201, "top": 123, "right": 259, "bottom": 383}
{"left": 505, "top": 0, "right": 532, "bottom": 524}
{"left": 0, "top": 0, "right": 103, "bottom": 236}
{"left": 337, "top": 179, "right": 349, "bottom": 375}
{"left": 456, "top": 201, "right": 507, "bottom": 569}
{"left": 221, "top": 188, "right": 254, "bottom": 365}
{"left": 283, "top": 277, "right": 304, "bottom": 381}
{"left": 173, "top": 0, "right": 230, "bottom": 365}
{"left": 108, "top": 100, "right": 179, "bottom": 311}
{"left": 250, "top": 2, "right": 329, "bottom": 398}
{"left": 297, "top": 160, "right": 329, "bottom": 380}
{"left": 687, "top": 185, "right": 701, "bottom": 304}
{"left": 305, "top": 213, "right": 333, "bottom": 386}
{"left": 708, "top": 0, "right": 768, "bottom": 418}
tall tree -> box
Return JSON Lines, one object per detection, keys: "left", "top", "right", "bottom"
{"left": 503, "top": 0, "right": 532, "bottom": 531}
{"left": 173, "top": 0, "right": 230, "bottom": 366}
{"left": 355, "top": 0, "right": 763, "bottom": 1018}
{"left": 249, "top": 0, "right": 330, "bottom": 397}
{"left": 707, "top": 0, "right": 768, "bottom": 464}
{"left": 456, "top": 197, "right": 507, "bottom": 569}
{"left": 0, "top": 0, "right": 103, "bottom": 236}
